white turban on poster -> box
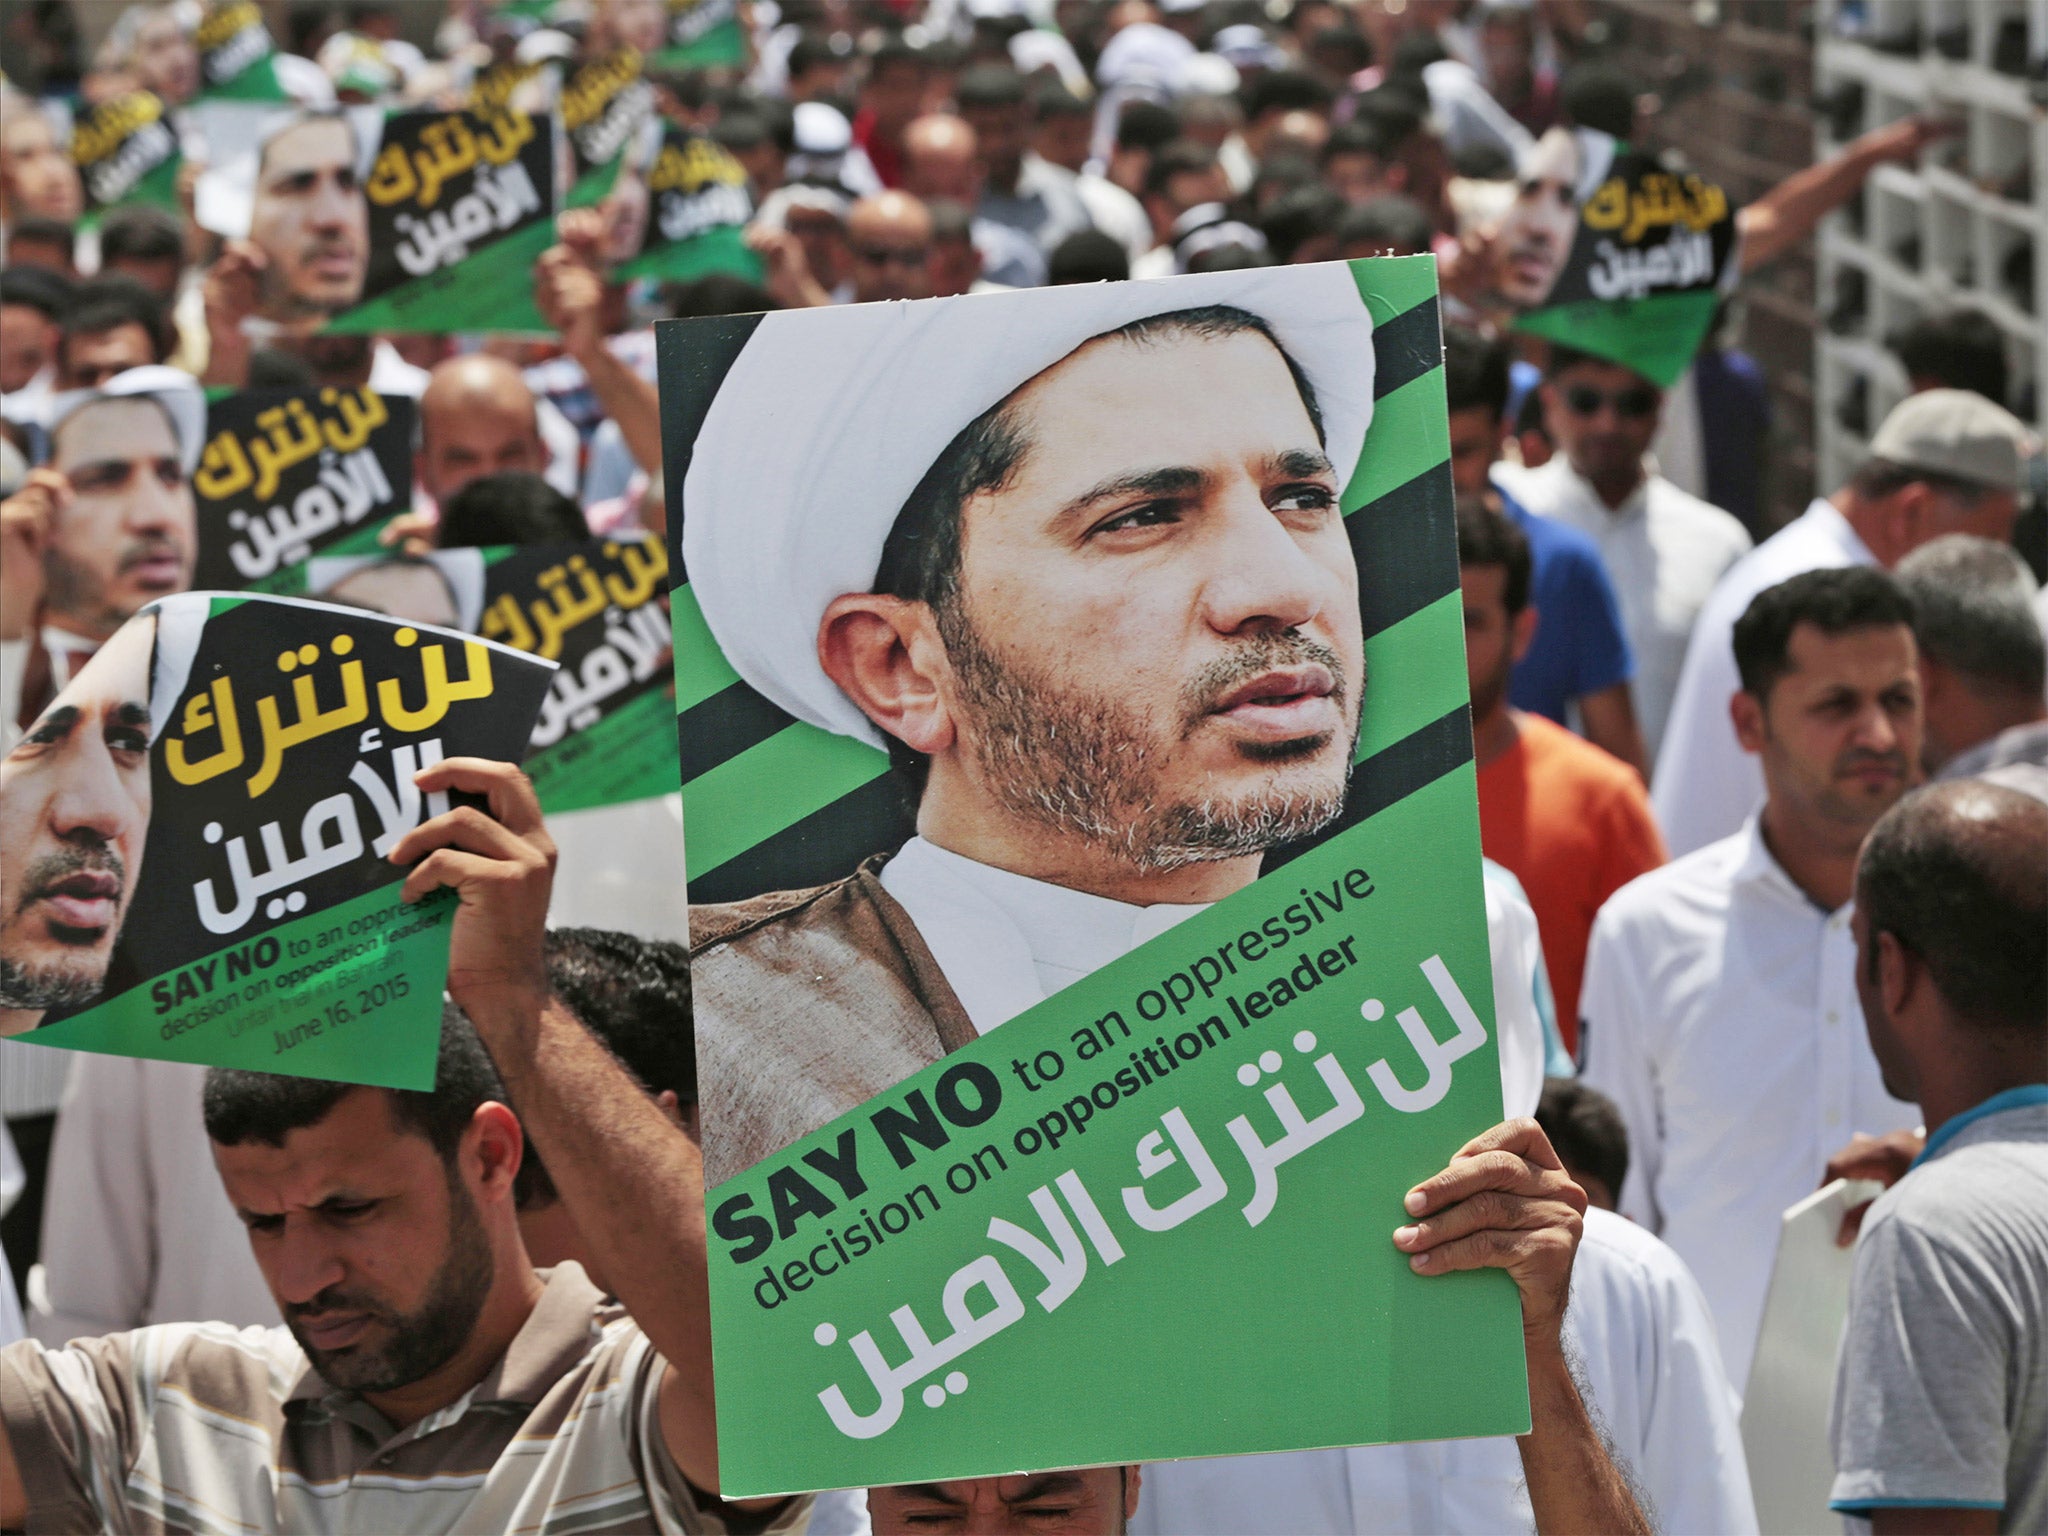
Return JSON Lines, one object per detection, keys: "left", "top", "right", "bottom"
{"left": 683, "top": 263, "right": 1378, "bottom": 750}
{"left": 46, "top": 366, "right": 208, "bottom": 476}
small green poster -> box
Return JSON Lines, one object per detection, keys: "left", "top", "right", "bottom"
{"left": 656, "top": 257, "right": 1527, "bottom": 1495}
{"left": 1, "top": 593, "right": 554, "bottom": 1087}
{"left": 306, "top": 538, "right": 677, "bottom": 816}
{"left": 71, "top": 90, "right": 182, "bottom": 224}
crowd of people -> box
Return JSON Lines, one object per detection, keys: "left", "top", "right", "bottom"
{"left": 1, "top": 0, "right": 2045, "bottom": 1531}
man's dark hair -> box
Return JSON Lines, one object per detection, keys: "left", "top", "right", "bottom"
{"left": 1561, "top": 64, "right": 1635, "bottom": 139}
{"left": 1732, "top": 566, "right": 1916, "bottom": 699}
{"left": 956, "top": 64, "right": 1028, "bottom": 111}
{"left": 1444, "top": 323, "right": 1511, "bottom": 421}
{"left": 1895, "top": 534, "right": 2046, "bottom": 699}
{"left": 1349, "top": 86, "right": 1427, "bottom": 151}
{"left": 6, "top": 215, "right": 78, "bottom": 263}
{"left": 866, "top": 34, "right": 928, "bottom": 78}
{"left": 785, "top": 32, "right": 843, "bottom": 81}
{"left": 1388, "top": 29, "right": 1448, "bottom": 79}
{"left": 1321, "top": 117, "right": 1391, "bottom": 164}
{"left": 98, "top": 205, "right": 184, "bottom": 265}
{"left": 1142, "top": 139, "right": 1217, "bottom": 201}
{"left": 1536, "top": 1078, "right": 1629, "bottom": 1201}
{"left": 203, "top": 1006, "right": 543, "bottom": 1202}
{"left": 1308, "top": 25, "right": 1371, "bottom": 75}
{"left": 1186, "top": 242, "right": 1274, "bottom": 273}
{"left": 1456, "top": 498, "right": 1531, "bottom": 616}
{"left": 1240, "top": 68, "right": 1334, "bottom": 123}
{"left": 518, "top": 928, "right": 697, "bottom": 1207}
{"left": 664, "top": 273, "right": 779, "bottom": 317}
{"left": 710, "top": 110, "right": 771, "bottom": 153}
{"left": 1031, "top": 81, "right": 1090, "bottom": 122}
{"left": 872, "top": 306, "right": 1326, "bottom": 784}
{"left": 1336, "top": 193, "right": 1433, "bottom": 256}
{"left": 438, "top": 471, "right": 588, "bottom": 549}
{"left": 1886, "top": 308, "right": 2008, "bottom": 406}
{"left": 1858, "top": 781, "right": 2048, "bottom": 1034}
{"left": 60, "top": 274, "right": 173, "bottom": 365}
{"left": 1257, "top": 184, "right": 1343, "bottom": 262}
{"left": 1048, "top": 229, "right": 1129, "bottom": 284}
{"left": 0, "top": 263, "right": 72, "bottom": 323}
{"left": 1116, "top": 99, "right": 1181, "bottom": 154}
{"left": 247, "top": 347, "right": 319, "bottom": 388}
{"left": 1847, "top": 454, "right": 1995, "bottom": 509}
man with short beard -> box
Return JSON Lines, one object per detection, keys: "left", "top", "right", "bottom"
{"left": 679, "top": 271, "right": 1375, "bottom": 1183}
{"left": 0, "top": 765, "right": 808, "bottom": 1533}
{"left": 1581, "top": 566, "right": 1925, "bottom": 1393}
{"left": 0, "top": 613, "right": 155, "bottom": 1037}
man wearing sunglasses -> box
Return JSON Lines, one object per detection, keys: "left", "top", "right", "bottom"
{"left": 1495, "top": 347, "right": 1752, "bottom": 765}
{"left": 847, "top": 191, "right": 935, "bottom": 304}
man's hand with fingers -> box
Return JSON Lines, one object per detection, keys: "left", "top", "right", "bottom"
{"left": 1, "top": 468, "right": 67, "bottom": 641}
{"left": 387, "top": 757, "right": 557, "bottom": 1033}
{"left": 1393, "top": 1116, "right": 1587, "bottom": 1349}
{"left": 1824, "top": 1127, "right": 1926, "bottom": 1246}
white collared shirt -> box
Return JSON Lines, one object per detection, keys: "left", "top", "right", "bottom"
{"left": 1494, "top": 458, "right": 1751, "bottom": 761}
{"left": 1133, "top": 1206, "right": 1756, "bottom": 1535}
{"left": 1651, "top": 499, "right": 1877, "bottom": 857}
{"left": 877, "top": 836, "right": 1207, "bottom": 1033}
{"left": 1578, "top": 819, "right": 1918, "bottom": 1391}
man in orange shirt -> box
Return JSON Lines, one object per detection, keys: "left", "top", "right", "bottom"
{"left": 1461, "top": 502, "right": 1667, "bottom": 1050}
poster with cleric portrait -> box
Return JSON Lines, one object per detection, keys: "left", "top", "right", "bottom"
{"left": 1496, "top": 127, "right": 1740, "bottom": 387}
{"left": 189, "top": 386, "right": 414, "bottom": 594}
{"left": 194, "top": 104, "right": 559, "bottom": 339}
{"left": 0, "top": 592, "right": 552, "bottom": 1087}
{"left": 307, "top": 536, "right": 676, "bottom": 815}
{"left": 656, "top": 258, "right": 1526, "bottom": 1493}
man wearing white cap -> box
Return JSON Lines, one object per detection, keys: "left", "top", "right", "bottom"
{"left": 1653, "top": 388, "right": 2035, "bottom": 858}
{"left": 681, "top": 266, "right": 1378, "bottom": 1184}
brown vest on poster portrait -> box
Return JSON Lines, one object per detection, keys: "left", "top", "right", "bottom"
{"left": 689, "top": 857, "right": 974, "bottom": 1188}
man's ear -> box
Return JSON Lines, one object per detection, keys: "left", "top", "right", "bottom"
{"left": 1874, "top": 929, "right": 1921, "bottom": 1031}
{"left": 1510, "top": 603, "right": 1539, "bottom": 666}
{"left": 1124, "top": 1465, "right": 1144, "bottom": 1520}
{"left": 1730, "top": 687, "right": 1767, "bottom": 755}
{"left": 467, "top": 1101, "right": 525, "bottom": 1204}
{"left": 817, "top": 592, "right": 956, "bottom": 757}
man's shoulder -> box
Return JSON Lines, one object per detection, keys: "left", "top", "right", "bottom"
{"left": 1872, "top": 1109, "right": 2048, "bottom": 1248}
{"left": 1517, "top": 715, "right": 1648, "bottom": 802}
{"left": 1578, "top": 1204, "right": 1697, "bottom": 1291}
{"left": 1646, "top": 477, "right": 1752, "bottom": 554}
{"left": 4, "top": 1319, "right": 301, "bottom": 1409}
{"left": 687, "top": 874, "right": 863, "bottom": 956}
{"left": 1592, "top": 832, "right": 1744, "bottom": 937}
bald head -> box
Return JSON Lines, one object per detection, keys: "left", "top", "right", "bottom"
{"left": 901, "top": 115, "right": 981, "bottom": 204}
{"left": 418, "top": 355, "right": 546, "bottom": 507}
{"left": 846, "top": 192, "right": 933, "bottom": 303}
{"left": 1858, "top": 779, "right": 2048, "bottom": 1037}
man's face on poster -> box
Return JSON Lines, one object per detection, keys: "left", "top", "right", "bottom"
{"left": 48, "top": 396, "right": 196, "bottom": 639}
{"left": 927, "top": 324, "right": 1364, "bottom": 871}
{"left": 321, "top": 560, "right": 462, "bottom": 631}
{"left": 0, "top": 614, "right": 155, "bottom": 1033}
{"left": 1497, "top": 128, "right": 1580, "bottom": 307}
{"left": 251, "top": 117, "right": 370, "bottom": 320}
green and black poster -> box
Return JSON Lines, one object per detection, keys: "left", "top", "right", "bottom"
{"left": 655, "top": 258, "right": 1527, "bottom": 1493}
{"left": 71, "top": 90, "right": 181, "bottom": 224}
{"left": 308, "top": 537, "right": 676, "bottom": 815}
{"left": 190, "top": 387, "right": 414, "bottom": 594}
{"left": 1, "top": 593, "right": 553, "bottom": 1087}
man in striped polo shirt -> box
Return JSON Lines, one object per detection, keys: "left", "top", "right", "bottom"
{"left": 0, "top": 757, "right": 803, "bottom": 1535}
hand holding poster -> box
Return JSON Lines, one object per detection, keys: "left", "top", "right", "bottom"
{"left": 191, "top": 387, "right": 413, "bottom": 593}
{"left": 1501, "top": 128, "right": 1739, "bottom": 386}
{"left": 0, "top": 593, "right": 553, "bottom": 1087}
{"left": 657, "top": 258, "right": 1526, "bottom": 1493}
{"left": 309, "top": 537, "right": 676, "bottom": 814}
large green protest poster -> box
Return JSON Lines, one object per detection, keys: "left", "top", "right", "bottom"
{"left": 656, "top": 258, "right": 1526, "bottom": 1494}
{"left": 0, "top": 593, "right": 553, "bottom": 1087}
{"left": 306, "top": 538, "right": 676, "bottom": 815}
{"left": 322, "top": 107, "right": 558, "bottom": 336}
{"left": 1498, "top": 127, "right": 1739, "bottom": 386}
{"left": 190, "top": 387, "right": 413, "bottom": 595}
{"left": 70, "top": 90, "right": 182, "bottom": 225}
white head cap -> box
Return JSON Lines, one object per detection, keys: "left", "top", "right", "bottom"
{"left": 680, "top": 264, "right": 1377, "bottom": 749}
{"left": 46, "top": 365, "right": 208, "bottom": 476}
